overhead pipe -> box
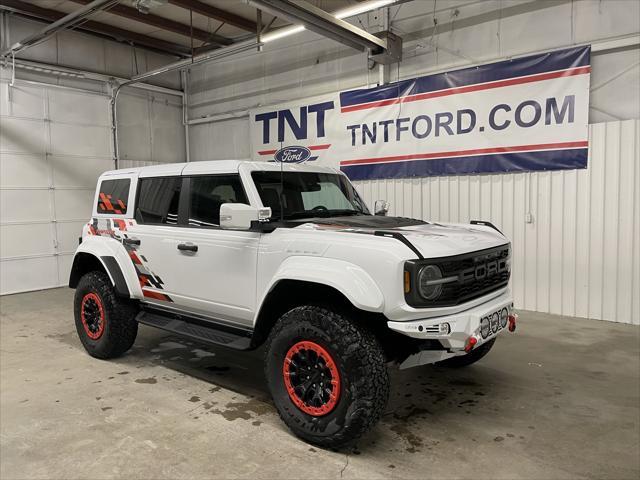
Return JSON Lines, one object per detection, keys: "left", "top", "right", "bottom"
{"left": 110, "top": 39, "right": 262, "bottom": 167}
{"left": 3, "top": 57, "right": 185, "bottom": 96}
{"left": 1, "top": 0, "right": 121, "bottom": 57}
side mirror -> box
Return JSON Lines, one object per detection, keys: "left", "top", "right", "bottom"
{"left": 220, "top": 203, "right": 271, "bottom": 230}
{"left": 374, "top": 200, "right": 389, "bottom": 216}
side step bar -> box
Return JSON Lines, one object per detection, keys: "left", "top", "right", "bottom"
{"left": 136, "top": 309, "right": 253, "bottom": 350}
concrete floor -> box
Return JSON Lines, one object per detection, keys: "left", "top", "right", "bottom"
{"left": 1, "top": 288, "right": 638, "bottom": 480}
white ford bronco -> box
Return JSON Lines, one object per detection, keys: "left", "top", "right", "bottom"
{"left": 70, "top": 160, "right": 516, "bottom": 447}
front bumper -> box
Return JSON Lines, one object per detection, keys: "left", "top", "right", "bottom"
{"left": 387, "top": 291, "right": 515, "bottom": 368}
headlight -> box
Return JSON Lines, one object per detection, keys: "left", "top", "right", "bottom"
{"left": 417, "top": 265, "right": 443, "bottom": 300}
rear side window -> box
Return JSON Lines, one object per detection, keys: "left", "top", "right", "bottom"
{"left": 188, "top": 175, "right": 248, "bottom": 227}
{"left": 135, "top": 177, "right": 181, "bottom": 225}
{"left": 97, "top": 178, "right": 130, "bottom": 215}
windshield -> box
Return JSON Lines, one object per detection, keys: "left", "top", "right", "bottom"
{"left": 251, "top": 171, "right": 370, "bottom": 220}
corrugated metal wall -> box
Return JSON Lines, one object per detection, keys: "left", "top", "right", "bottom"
{"left": 353, "top": 119, "right": 640, "bottom": 325}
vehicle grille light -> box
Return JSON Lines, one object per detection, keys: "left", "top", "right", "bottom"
{"left": 417, "top": 265, "right": 444, "bottom": 300}
{"left": 480, "top": 317, "right": 490, "bottom": 339}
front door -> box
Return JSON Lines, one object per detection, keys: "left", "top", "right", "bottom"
{"left": 128, "top": 174, "right": 259, "bottom": 327}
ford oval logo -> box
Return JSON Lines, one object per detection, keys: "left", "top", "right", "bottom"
{"left": 274, "top": 145, "right": 311, "bottom": 163}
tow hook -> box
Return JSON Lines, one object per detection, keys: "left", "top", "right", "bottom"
{"left": 464, "top": 336, "right": 478, "bottom": 353}
{"left": 508, "top": 313, "right": 518, "bottom": 332}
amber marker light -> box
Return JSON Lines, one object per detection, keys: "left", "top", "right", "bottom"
{"left": 404, "top": 271, "right": 411, "bottom": 294}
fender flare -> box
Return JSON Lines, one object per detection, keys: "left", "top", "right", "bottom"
{"left": 258, "top": 256, "right": 384, "bottom": 314}
{"left": 70, "top": 236, "right": 143, "bottom": 299}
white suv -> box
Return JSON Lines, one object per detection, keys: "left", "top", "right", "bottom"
{"left": 70, "top": 160, "right": 517, "bottom": 447}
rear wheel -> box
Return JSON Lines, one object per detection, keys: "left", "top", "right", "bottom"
{"left": 265, "top": 306, "right": 389, "bottom": 448}
{"left": 74, "top": 271, "right": 138, "bottom": 359}
{"left": 436, "top": 338, "right": 497, "bottom": 367}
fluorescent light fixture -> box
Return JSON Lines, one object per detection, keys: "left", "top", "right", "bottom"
{"left": 335, "top": 0, "right": 397, "bottom": 19}
{"left": 262, "top": 25, "right": 306, "bottom": 43}
{"left": 261, "top": 0, "right": 398, "bottom": 44}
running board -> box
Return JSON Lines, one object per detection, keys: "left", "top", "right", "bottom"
{"left": 136, "top": 310, "right": 253, "bottom": 350}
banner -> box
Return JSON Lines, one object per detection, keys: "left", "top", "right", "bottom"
{"left": 250, "top": 46, "right": 591, "bottom": 180}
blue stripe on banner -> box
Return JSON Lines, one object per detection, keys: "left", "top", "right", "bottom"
{"left": 339, "top": 46, "right": 591, "bottom": 108}
{"left": 341, "top": 149, "right": 588, "bottom": 181}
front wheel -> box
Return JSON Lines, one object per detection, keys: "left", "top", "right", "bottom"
{"left": 436, "top": 338, "right": 497, "bottom": 368}
{"left": 264, "top": 306, "right": 389, "bottom": 448}
{"left": 74, "top": 271, "right": 138, "bottom": 359}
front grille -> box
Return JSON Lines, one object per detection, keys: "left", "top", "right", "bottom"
{"left": 405, "top": 244, "right": 511, "bottom": 308}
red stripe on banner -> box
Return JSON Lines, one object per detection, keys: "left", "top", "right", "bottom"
{"left": 340, "top": 66, "right": 591, "bottom": 113}
{"left": 257, "top": 144, "right": 332, "bottom": 155}
{"left": 339, "top": 141, "right": 589, "bottom": 166}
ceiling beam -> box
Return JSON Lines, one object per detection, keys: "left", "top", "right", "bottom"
{"left": 0, "top": 0, "right": 191, "bottom": 57}
{"left": 1, "top": 0, "right": 118, "bottom": 57}
{"left": 247, "top": 0, "right": 386, "bottom": 52}
{"left": 168, "top": 0, "right": 256, "bottom": 32}
{"left": 68, "top": 0, "right": 231, "bottom": 46}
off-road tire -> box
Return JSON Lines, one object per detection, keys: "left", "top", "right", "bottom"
{"left": 264, "top": 306, "right": 389, "bottom": 448}
{"left": 74, "top": 271, "right": 138, "bottom": 359}
{"left": 436, "top": 338, "right": 497, "bottom": 367}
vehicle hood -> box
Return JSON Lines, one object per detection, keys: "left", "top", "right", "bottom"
{"left": 301, "top": 215, "right": 508, "bottom": 258}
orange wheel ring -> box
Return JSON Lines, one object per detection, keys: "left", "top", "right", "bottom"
{"left": 282, "top": 340, "right": 341, "bottom": 416}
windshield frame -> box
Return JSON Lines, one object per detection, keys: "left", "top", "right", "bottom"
{"left": 250, "top": 170, "right": 371, "bottom": 221}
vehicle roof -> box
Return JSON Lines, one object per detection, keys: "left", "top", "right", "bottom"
{"left": 101, "top": 160, "right": 341, "bottom": 178}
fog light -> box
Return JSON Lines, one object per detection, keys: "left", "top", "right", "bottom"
{"left": 439, "top": 323, "right": 451, "bottom": 335}
{"left": 491, "top": 312, "right": 500, "bottom": 333}
{"left": 500, "top": 307, "right": 508, "bottom": 328}
{"left": 480, "top": 316, "right": 490, "bottom": 338}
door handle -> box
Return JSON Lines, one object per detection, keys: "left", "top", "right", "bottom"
{"left": 123, "top": 238, "right": 140, "bottom": 246}
{"left": 177, "top": 243, "right": 198, "bottom": 253}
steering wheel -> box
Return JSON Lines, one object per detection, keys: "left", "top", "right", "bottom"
{"left": 311, "top": 205, "right": 329, "bottom": 213}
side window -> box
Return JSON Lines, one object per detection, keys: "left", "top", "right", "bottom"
{"left": 188, "top": 175, "right": 248, "bottom": 227}
{"left": 135, "top": 177, "right": 181, "bottom": 225}
{"left": 97, "top": 178, "right": 130, "bottom": 215}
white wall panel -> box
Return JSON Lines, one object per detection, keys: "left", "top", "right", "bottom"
{"left": 0, "top": 153, "right": 49, "bottom": 187}
{"left": 150, "top": 95, "right": 186, "bottom": 164}
{"left": 0, "top": 224, "right": 54, "bottom": 258}
{"left": 116, "top": 90, "right": 186, "bottom": 165}
{"left": 353, "top": 120, "right": 640, "bottom": 325}
{"left": 56, "top": 221, "right": 86, "bottom": 254}
{"left": 49, "top": 123, "right": 111, "bottom": 157}
{"left": 52, "top": 156, "right": 112, "bottom": 188}
{"left": 0, "top": 190, "right": 50, "bottom": 223}
{"left": 56, "top": 254, "right": 75, "bottom": 288}
{"left": 0, "top": 118, "right": 46, "bottom": 154}
{"left": 0, "top": 82, "right": 45, "bottom": 119}
{"left": 53, "top": 189, "right": 95, "bottom": 222}
{"left": 48, "top": 89, "right": 110, "bottom": 126}
{"left": 0, "top": 257, "right": 58, "bottom": 295}
{"left": 1, "top": 80, "right": 112, "bottom": 295}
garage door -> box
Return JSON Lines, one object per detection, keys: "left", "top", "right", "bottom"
{"left": 0, "top": 80, "right": 113, "bottom": 295}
